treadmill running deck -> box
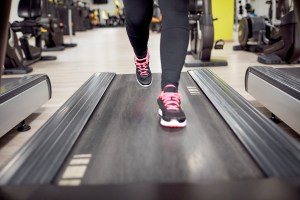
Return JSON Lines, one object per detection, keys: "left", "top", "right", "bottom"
{"left": 55, "top": 73, "right": 262, "bottom": 185}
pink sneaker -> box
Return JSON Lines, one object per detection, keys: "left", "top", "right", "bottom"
{"left": 157, "top": 84, "right": 186, "bottom": 127}
{"left": 134, "top": 51, "right": 152, "bottom": 87}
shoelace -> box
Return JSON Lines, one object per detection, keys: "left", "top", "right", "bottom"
{"left": 134, "top": 54, "right": 149, "bottom": 76}
{"left": 160, "top": 92, "right": 180, "bottom": 111}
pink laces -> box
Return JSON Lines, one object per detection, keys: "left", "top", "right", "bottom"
{"left": 160, "top": 91, "right": 180, "bottom": 111}
{"left": 134, "top": 52, "right": 149, "bottom": 76}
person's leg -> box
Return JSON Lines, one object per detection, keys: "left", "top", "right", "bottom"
{"left": 123, "top": 0, "right": 154, "bottom": 87}
{"left": 123, "top": 0, "right": 153, "bottom": 58}
{"left": 159, "top": 0, "right": 189, "bottom": 89}
{"left": 157, "top": 0, "right": 189, "bottom": 127}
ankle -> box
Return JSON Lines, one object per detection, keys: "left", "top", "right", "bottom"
{"left": 162, "top": 83, "right": 178, "bottom": 92}
{"left": 135, "top": 49, "right": 148, "bottom": 59}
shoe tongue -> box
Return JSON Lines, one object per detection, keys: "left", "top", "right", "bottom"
{"left": 164, "top": 85, "right": 177, "bottom": 93}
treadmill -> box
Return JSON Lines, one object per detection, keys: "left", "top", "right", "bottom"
{"left": 245, "top": 1, "right": 300, "bottom": 134}
{"left": 0, "top": 71, "right": 300, "bottom": 199}
{"left": 0, "top": 1, "right": 300, "bottom": 200}
{"left": 0, "top": 0, "right": 51, "bottom": 138}
{"left": 246, "top": 66, "right": 300, "bottom": 134}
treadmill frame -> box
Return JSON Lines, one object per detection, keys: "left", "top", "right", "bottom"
{"left": 0, "top": 75, "right": 52, "bottom": 137}
{"left": 0, "top": 70, "right": 299, "bottom": 185}
{"left": 246, "top": 66, "right": 300, "bottom": 134}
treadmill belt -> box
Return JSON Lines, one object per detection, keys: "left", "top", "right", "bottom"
{"left": 55, "top": 73, "right": 262, "bottom": 185}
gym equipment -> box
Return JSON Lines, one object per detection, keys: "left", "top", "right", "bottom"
{"left": 14, "top": 0, "right": 57, "bottom": 60}
{"left": 0, "top": 0, "right": 52, "bottom": 137}
{"left": 40, "top": 0, "right": 65, "bottom": 51}
{"left": 0, "top": 75, "right": 52, "bottom": 137}
{"left": 4, "top": 0, "right": 58, "bottom": 74}
{"left": 42, "top": 0, "right": 77, "bottom": 50}
{"left": 185, "top": 0, "right": 228, "bottom": 67}
{"left": 233, "top": 16, "right": 270, "bottom": 52}
{"left": 0, "top": 0, "right": 10, "bottom": 81}
{"left": 0, "top": 71, "right": 299, "bottom": 199}
{"left": 246, "top": 66, "right": 300, "bottom": 133}
{"left": 150, "top": 0, "right": 162, "bottom": 32}
{"left": 89, "top": 9, "right": 101, "bottom": 27}
{"left": 103, "top": 0, "right": 125, "bottom": 27}
{"left": 235, "top": 0, "right": 300, "bottom": 64}
{"left": 72, "top": 1, "right": 85, "bottom": 31}
{"left": 56, "top": 0, "right": 77, "bottom": 48}
{"left": 4, "top": 24, "right": 34, "bottom": 74}
{"left": 245, "top": 0, "right": 300, "bottom": 133}
{"left": 236, "top": 0, "right": 255, "bottom": 21}
{"left": 113, "top": 0, "right": 125, "bottom": 26}
{"left": 0, "top": 0, "right": 299, "bottom": 199}
{"left": 57, "top": 0, "right": 75, "bottom": 35}
{"left": 16, "top": 0, "right": 57, "bottom": 60}
{"left": 72, "top": 1, "right": 92, "bottom": 31}
{"left": 81, "top": 2, "right": 93, "bottom": 30}
{"left": 258, "top": 0, "right": 300, "bottom": 64}
{"left": 233, "top": 0, "right": 283, "bottom": 53}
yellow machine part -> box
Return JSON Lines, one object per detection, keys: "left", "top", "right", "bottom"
{"left": 41, "top": 28, "right": 48, "bottom": 33}
{"left": 151, "top": 17, "right": 162, "bottom": 23}
{"left": 212, "top": 0, "right": 234, "bottom": 41}
{"left": 114, "top": 0, "right": 121, "bottom": 16}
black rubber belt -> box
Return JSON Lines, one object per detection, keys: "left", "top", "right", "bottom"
{"left": 245, "top": 66, "right": 300, "bottom": 100}
{"left": 0, "top": 73, "right": 115, "bottom": 185}
{"left": 189, "top": 69, "right": 300, "bottom": 177}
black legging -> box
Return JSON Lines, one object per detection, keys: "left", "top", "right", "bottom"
{"left": 123, "top": 0, "right": 189, "bottom": 89}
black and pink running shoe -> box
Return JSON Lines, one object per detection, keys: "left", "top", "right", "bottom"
{"left": 157, "top": 84, "right": 187, "bottom": 128}
{"left": 134, "top": 51, "right": 152, "bottom": 87}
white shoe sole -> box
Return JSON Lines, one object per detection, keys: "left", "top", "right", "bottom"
{"left": 158, "top": 109, "right": 187, "bottom": 128}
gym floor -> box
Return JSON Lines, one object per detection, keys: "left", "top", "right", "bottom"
{"left": 0, "top": 27, "right": 299, "bottom": 168}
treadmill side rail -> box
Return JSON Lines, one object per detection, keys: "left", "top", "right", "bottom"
{"left": 245, "top": 66, "right": 300, "bottom": 133}
{"left": 189, "top": 69, "right": 300, "bottom": 178}
{"left": 0, "top": 72, "right": 115, "bottom": 185}
{"left": 245, "top": 66, "right": 300, "bottom": 100}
